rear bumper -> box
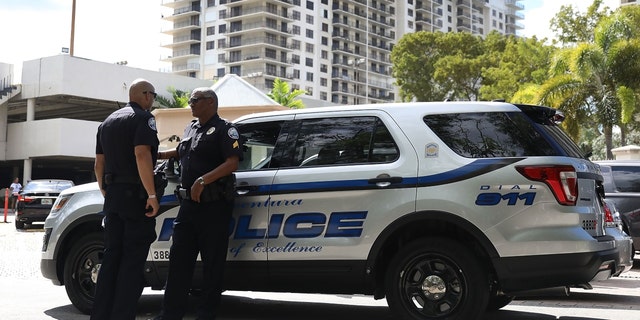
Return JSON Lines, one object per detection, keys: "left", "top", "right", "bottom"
{"left": 15, "top": 208, "right": 49, "bottom": 222}
{"left": 493, "top": 247, "right": 619, "bottom": 293}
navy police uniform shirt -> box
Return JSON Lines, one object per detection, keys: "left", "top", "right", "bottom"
{"left": 96, "top": 102, "right": 159, "bottom": 215}
{"left": 96, "top": 102, "right": 159, "bottom": 177}
{"left": 177, "top": 114, "right": 243, "bottom": 188}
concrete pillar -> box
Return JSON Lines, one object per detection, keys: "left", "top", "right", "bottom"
{"left": 23, "top": 159, "right": 32, "bottom": 184}
{"left": 27, "top": 98, "right": 35, "bottom": 121}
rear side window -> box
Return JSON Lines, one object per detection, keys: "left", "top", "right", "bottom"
{"left": 278, "top": 116, "right": 399, "bottom": 167}
{"left": 423, "top": 112, "right": 557, "bottom": 158}
{"left": 610, "top": 166, "right": 640, "bottom": 192}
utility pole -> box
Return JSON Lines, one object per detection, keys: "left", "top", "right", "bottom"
{"left": 70, "top": 0, "right": 76, "bottom": 56}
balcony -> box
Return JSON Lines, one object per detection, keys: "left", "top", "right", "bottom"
{"left": 162, "top": 20, "right": 201, "bottom": 35}
{"left": 505, "top": 0, "right": 524, "bottom": 10}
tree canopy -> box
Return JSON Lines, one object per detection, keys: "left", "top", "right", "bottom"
{"left": 391, "top": 31, "right": 554, "bottom": 103}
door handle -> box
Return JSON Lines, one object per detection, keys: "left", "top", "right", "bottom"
{"left": 368, "top": 174, "right": 402, "bottom": 187}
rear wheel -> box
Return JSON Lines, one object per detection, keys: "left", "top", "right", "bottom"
{"left": 15, "top": 220, "right": 24, "bottom": 230}
{"left": 63, "top": 232, "right": 104, "bottom": 314}
{"left": 385, "top": 238, "right": 489, "bottom": 320}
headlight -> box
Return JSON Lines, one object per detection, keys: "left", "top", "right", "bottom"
{"left": 51, "top": 194, "right": 73, "bottom": 214}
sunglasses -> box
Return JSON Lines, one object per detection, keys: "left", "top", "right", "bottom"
{"left": 143, "top": 91, "right": 158, "bottom": 99}
{"left": 189, "top": 96, "right": 211, "bottom": 104}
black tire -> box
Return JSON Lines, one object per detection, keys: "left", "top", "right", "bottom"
{"left": 63, "top": 232, "right": 104, "bottom": 315}
{"left": 15, "top": 220, "right": 24, "bottom": 230}
{"left": 384, "top": 238, "right": 489, "bottom": 320}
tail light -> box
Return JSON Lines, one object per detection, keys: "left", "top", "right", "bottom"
{"left": 516, "top": 165, "right": 577, "bottom": 206}
{"left": 17, "top": 195, "right": 36, "bottom": 204}
{"left": 602, "top": 201, "right": 615, "bottom": 227}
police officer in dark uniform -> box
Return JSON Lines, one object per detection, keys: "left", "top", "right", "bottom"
{"left": 155, "top": 87, "right": 242, "bottom": 320}
{"left": 92, "top": 78, "right": 160, "bottom": 320}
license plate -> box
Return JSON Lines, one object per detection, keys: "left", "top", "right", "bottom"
{"left": 41, "top": 199, "right": 53, "bottom": 205}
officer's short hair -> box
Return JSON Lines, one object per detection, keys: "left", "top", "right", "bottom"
{"left": 192, "top": 87, "right": 218, "bottom": 107}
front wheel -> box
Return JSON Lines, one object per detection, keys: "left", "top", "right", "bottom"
{"left": 63, "top": 232, "right": 104, "bottom": 314}
{"left": 384, "top": 238, "right": 489, "bottom": 320}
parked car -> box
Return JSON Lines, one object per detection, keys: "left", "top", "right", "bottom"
{"left": 602, "top": 198, "right": 633, "bottom": 274}
{"left": 15, "top": 179, "right": 74, "bottom": 229}
{"left": 594, "top": 160, "right": 640, "bottom": 256}
{"left": 42, "top": 102, "right": 619, "bottom": 319}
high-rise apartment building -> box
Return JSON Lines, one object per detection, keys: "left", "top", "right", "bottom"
{"left": 621, "top": 0, "right": 639, "bottom": 6}
{"left": 161, "top": 0, "right": 523, "bottom": 105}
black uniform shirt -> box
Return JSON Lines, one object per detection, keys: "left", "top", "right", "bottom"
{"left": 96, "top": 102, "right": 159, "bottom": 178}
{"left": 177, "top": 114, "right": 243, "bottom": 188}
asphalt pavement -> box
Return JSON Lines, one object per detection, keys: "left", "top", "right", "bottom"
{"left": 1, "top": 209, "right": 640, "bottom": 320}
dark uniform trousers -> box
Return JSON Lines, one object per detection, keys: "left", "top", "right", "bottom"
{"left": 91, "top": 184, "right": 157, "bottom": 320}
{"left": 160, "top": 198, "right": 233, "bottom": 320}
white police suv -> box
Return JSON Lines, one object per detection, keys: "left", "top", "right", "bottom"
{"left": 41, "top": 102, "right": 619, "bottom": 320}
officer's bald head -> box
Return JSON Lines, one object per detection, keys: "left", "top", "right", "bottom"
{"left": 129, "top": 79, "right": 156, "bottom": 110}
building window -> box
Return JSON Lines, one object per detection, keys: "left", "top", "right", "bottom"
{"left": 305, "top": 57, "right": 313, "bottom": 67}
{"left": 306, "top": 86, "right": 313, "bottom": 95}
{"left": 306, "top": 0, "right": 314, "bottom": 10}
{"left": 219, "top": 24, "right": 227, "bottom": 33}
{"left": 321, "top": 0, "right": 328, "bottom": 4}
{"left": 218, "top": 53, "right": 225, "bottom": 62}
{"left": 293, "top": 25, "right": 301, "bottom": 35}
{"left": 207, "top": 26, "right": 215, "bottom": 35}
{"left": 322, "top": 23, "right": 329, "bottom": 32}
{"left": 292, "top": 40, "right": 301, "bottom": 50}
{"left": 408, "top": 9, "right": 413, "bottom": 17}
{"left": 217, "top": 38, "right": 226, "bottom": 48}
{"left": 206, "top": 41, "right": 215, "bottom": 50}
{"left": 306, "top": 29, "right": 314, "bottom": 38}
{"left": 306, "top": 14, "right": 314, "bottom": 24}
{"left": 292, "top": 54, "right": 300, "bottom": 64}
{"left": 293, "top": 69, "right": 300, "bottom": 79}
{"left": 306, "top": 43, "right": 314, "bottom": 53}
{"left": 208, "top": 0, "right": 215, "bottom": 6}
{"left": 293, "top": 11, "right": 301, "bottom": 20}
{"left": 320, "top": 92, "right": 327, "bottom": 101}
{"left": 321, "top": 36, "right": 328, "bottom": 46}
{"left": 320, "top": 78, "right": 327, "bottom": 86}
{"left": 321, "top": 50, "right": 328, "bottom": 59}
{"left": 217, "top": 68, "right": 225, "bottom": 78}
{"left": 306, "top": 72, "right": 313, "bottom": 81}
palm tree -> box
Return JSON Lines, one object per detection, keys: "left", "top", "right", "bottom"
{"left": 531, "top": 8, "right": 640, "bottom": 159}
{"left": 267, "top": 78, "right": 306, "bottom": 109}
{"left": 156, "top": 87, "right": 190, "bottom": 109}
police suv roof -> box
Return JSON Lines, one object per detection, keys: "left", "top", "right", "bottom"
{"left": 233, "top": 101, "right": 525, "bottom": 123}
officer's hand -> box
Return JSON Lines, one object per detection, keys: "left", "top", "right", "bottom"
{"left": 145, "top": 198, "right": 160, "bottom": 217}
{"left": 190, "top": 183, "right": 204, "bottom": 203}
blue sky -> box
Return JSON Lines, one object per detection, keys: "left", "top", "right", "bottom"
{"left": 0, "top": 0, "right": 622, "bottom": 81}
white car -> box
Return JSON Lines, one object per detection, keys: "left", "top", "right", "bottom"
{"left": 41, "top": 102, "right": 619, "bottom": 320}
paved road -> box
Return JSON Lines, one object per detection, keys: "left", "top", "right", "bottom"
{"left": 1, "top": 210, "right": 640, "bottom": 320}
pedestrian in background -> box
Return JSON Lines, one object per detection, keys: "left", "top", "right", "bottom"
{"left": 91, "top": 78, "right": 160, "bottom": 320}
{"left": 9, "top": 177, "right": 21, "bottom": 209}
{"left": 154, "top": 87, "right": 242, "bottom": 320}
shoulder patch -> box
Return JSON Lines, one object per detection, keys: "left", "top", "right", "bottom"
{"left": 148, "top": 117, "right": 157, "bottom": 131}
{"left": 228, "top": 127, "right": 239, "bottom": 140}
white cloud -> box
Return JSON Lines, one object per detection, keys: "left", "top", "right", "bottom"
{"left": 521, "top": 0, "right": 620, "bottom": 41}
